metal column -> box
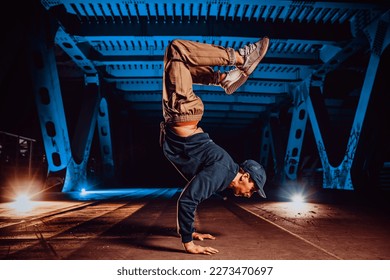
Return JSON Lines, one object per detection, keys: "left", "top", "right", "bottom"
{"left": 306, "top": 14, "right": 389, "bottom": 190}
{"left": 283, "top": 84, "right": 309, "bottom": 181}
{"left": 97, "top": 97, "right": 115, "bottom": 181}
{"left": 29, "top": 8, "right": 115, "bottom": 192}
{"left": 62, "top": 74, "right": 100, "bottom": 192}
{"left": 29, "top": 13, "right": 72, "bottom": 191}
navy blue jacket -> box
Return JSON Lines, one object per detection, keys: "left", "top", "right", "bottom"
{"left": 163, "top": 129, "right": 239, "bottom": 243}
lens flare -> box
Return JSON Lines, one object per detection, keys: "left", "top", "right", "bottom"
{"left": 11, "top": 193, "right": 34, "bottom": 213}
{"left": 291, "top": 193, "right": 305, "bottom": 203}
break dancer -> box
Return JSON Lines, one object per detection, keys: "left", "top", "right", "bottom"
{"left": 160, "top": 37, "right": 269, "bottom": 255}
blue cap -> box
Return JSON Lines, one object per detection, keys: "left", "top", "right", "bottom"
{"left": 240, "top": 159, "right": 267, "bottom": 198}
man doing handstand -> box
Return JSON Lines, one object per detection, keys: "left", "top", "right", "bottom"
{"left": 160, "top": 37, "right": 269, "bottom": 255}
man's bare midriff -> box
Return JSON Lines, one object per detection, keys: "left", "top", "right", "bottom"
{"left": 170, "top": 121, "right": 203, "bottom": 137}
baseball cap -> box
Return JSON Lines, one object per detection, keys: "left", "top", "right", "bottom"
{"left": 240, "top": 159, "right": 267, "bottom": 198}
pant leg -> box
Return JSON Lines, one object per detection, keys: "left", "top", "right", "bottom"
{"left": 189, "top": 65, "right": 220, "bottom": 85}
{"left": 162, "top": 39, "right": 235, "bottom": 123}
{"left": 167, "top": 39, "right": 234, "bottom": 67}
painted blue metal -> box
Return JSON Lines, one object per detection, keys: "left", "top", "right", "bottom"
{"left": 116, "top": 77, "right": 290, "bottom": 94}
{"left": 30, "top": 29, "right": 72, "bottom": 174}
{"left": 296, "top": 11, "right": 390, "bottom": 190}
{"left": 34, "top": 0, "right": 388, "bottom": 193}
{"left": 259, "top": 123, "right": 272, "bottom": 169}
{"left": 305, "top": 16, "right": 389, "bottom": 190}
{"left": 41, "top": 0, "right": 381, "bottom": 24}
{"left": 97, "top": 97, "right": 115, "bottom": 179}
{"left": 283, "top": 83, "right": 308, "bottom": 181}
{"left": 63, "top": 75, "right": 101, "bottom": 192}
{"left": 55, "top": 27, "right": 97, "bottom": 75}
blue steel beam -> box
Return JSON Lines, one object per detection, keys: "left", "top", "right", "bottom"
{"left": 41, "top": 0, "right": 381, "bottom": 22}
{"left": 283, "top": 83, "right": 309, "bottom": 181}
{"left": 97, "top": 97, "right": 115, "bottom": 180}
{"left": 41, "top": 0, "right": 384, "bottom": 41}
{"left": 123, "top": 91, "right": 277, "bottom": 104}
{"left": 63, "top": 74, "right": 101, "bottom": 192}
{"left": 87, "top": 36, "right": 323, "bottom": 62}
{"left": 269, "top": 115, "right": 288, "bottom": 182}
{"left": 259, "top": 122, "right": 276, "bottom": 172}
{"left": 37, "top": 0, "right": 388, "bottom": 193}
{"left": 104, "top": 60, "right": 310, "bottom": 82}
{"left": 55, "top": 27, "right": 97, "bottom": 75}
{"left": 305, "top": 13, "right": 389, "bottom": 190}
{"left": 29, "top": 16, "right": 114, "bottom": 192}
{"left": 116, "top": 78, "right": 290, "bottom": 94}
{"left": 29, "top": 20, "right": 72, "bottom": 176}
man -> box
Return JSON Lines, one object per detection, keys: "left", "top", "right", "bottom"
{"left": 160, "top": 37, "right": 269, "bottom": 255}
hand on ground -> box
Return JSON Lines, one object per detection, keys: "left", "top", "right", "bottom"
{"left": 192, "top": 232, "right": 216, "bottom": 241}
{"left": 183, "top": 241, "right": 219, "bottom": 255}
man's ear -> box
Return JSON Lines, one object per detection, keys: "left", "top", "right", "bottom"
{"left": 242, "top": 172, "right": 250, "bottom": 180}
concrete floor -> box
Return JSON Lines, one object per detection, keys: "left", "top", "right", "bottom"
{"left": 0, "top": 187, "right": 389, "bottom": 260}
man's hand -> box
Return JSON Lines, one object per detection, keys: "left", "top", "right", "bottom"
{"left": 183, "top": 241, "right": 219, "bottom": 255}
{"left": 192, "top": 232, "right": 216, "bottom": 241}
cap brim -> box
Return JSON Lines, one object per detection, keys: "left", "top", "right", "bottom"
{"left": 257, "top": 188, "right": 266, "bottom": 198}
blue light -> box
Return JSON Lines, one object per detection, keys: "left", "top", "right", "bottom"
{"left": 66, "top": 187, "right": 180, "bottom": 201}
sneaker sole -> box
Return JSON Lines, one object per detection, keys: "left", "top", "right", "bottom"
{"left": 225, "top": 72, "right": 248, "bottom": 95}
{"left": 245, "top": 37, "right": 269, "bottom": 76}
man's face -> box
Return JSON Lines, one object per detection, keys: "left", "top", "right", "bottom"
{"left": 230, "top": 173, "right": 257, "bottom": 198}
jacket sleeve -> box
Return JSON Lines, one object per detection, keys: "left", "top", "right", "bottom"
{"left": 177, "top": 164, "right": 227, "bottom": 243}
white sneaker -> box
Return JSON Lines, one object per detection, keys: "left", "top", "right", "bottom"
{"left": 238, "top": 37, "right": 269, "bottom": 75}
{"left": 219, "top": 68, "right": 248, "bottom": 95}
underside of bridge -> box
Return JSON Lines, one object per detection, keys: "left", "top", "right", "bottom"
{"left": 1, "top": 2, "right": 390, "bottom": 272}
{"left": 1, "top": 0, "right": 389, "bottom": 200}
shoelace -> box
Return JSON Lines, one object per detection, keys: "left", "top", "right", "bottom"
{"left": 238, "top": 43, "right": 256, "bottom": 57}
